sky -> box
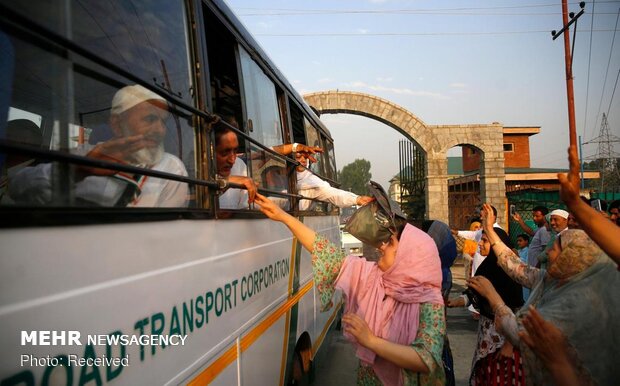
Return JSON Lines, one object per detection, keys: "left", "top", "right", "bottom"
{"left": 225, "top": 0, "right": 620, "bottom": 189}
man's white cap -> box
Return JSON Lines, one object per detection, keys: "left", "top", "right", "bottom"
{"left": 550, "top": 209, "right": 569, "bottom": 219}
{"left": 111, "top": 85, "right": 166, "bottom": 115}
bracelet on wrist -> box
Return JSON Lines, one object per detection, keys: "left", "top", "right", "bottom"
{"left": 216, "top": 174, "right": 228, "bottom": 191}
{"left": 292, "top": 143, "right": 300, "bottom": 152}
{"left": 493, "top": 303, "right": 507, "bottom": 315}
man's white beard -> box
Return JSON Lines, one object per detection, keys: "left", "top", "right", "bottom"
{"left": 130, "top": 143, "right": 164, "bottom": 166}
{"left": 120, "top": 123, "right": 165, "bottom": 166}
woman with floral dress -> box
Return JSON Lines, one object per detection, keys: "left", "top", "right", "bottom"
{"left": 255, "top": 193, "right": 446, "bottom": 386}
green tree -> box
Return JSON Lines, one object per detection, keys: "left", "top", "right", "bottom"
{"left": 338, "top": 159, "right": 372, "bottom": 195}
{"left": 583, "top": 157, "right": 620, "bottom": 191}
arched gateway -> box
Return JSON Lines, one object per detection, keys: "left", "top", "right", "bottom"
{"left": 304, "top": 90, "right": 507, "bottom": 226}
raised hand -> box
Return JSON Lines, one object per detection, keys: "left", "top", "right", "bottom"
{"left": 519, "top": 306, "right": 586, "bottom": 386}
{"left": 557, "top": 146, "right": 581, "bottom": 206}
{"left": 480, "top": 203, "right": 495, "bottom": 231}
{"left": 82, "top": 134, "right": 152, "bottom": 175}
{"left": 519, "top": 306, "right": 568, "bottom": 365}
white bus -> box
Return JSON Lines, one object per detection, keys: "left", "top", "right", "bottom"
{"left": 0, "top": 1, "right": 342, "bottom": 384}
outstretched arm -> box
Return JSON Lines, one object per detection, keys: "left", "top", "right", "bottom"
{"left": 272, "top": 143, "right": 323, "bottom": 164}
{"left": 481, "top": 203, "right": 542, "bottom": 288}
{"left": 301, "top": 184, "right": 373, "bottom": 208}
{"left": 254, "top": 193, "right": 316, "bottom": 252}
{"left": 558, "top": 146, "right": 620, "bottom": 263}
{"left": 511, "top": 212, "right": 535, "bottom": 236}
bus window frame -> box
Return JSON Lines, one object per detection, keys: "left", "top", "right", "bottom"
{"left": 0, "top": 1, "right": 339, "bottom": 225}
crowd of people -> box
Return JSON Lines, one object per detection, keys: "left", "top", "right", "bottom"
{"left": 254, "top": 144, "right": 619, "bottom": 386}
{"left": 442, "top": 145, "right": 619, "bottom": 386}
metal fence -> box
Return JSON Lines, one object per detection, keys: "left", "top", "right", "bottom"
{"left": 507, "top": 189, "right": 619, "bottom": 244}
{"left": 506, "top": 189, "right": 565, "bottom": 245}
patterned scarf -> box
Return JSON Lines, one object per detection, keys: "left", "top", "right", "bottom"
{"left": 335, "top": 224, "right": 444, "bottom": 385}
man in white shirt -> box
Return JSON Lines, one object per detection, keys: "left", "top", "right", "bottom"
{"left": 214, "top": 120, "right": 257, "bottom": 209}
{"left": 215, "top": 125, "right": 372, "bottom": 210}
{"left": 292, "top": 150, "right": 372, "bottom": 210}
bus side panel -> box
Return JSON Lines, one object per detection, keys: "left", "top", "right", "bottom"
{"left": 208, "top": 359, "right": 239, "bottom": 386}
{"left": 296, "top": 216, "right": 341, "bottom": 356}
{"left": 0, "top": 219, "right": 294, "bottom": 385}
{"left": 240, "top": 316, "right": 287, "bottom": 386}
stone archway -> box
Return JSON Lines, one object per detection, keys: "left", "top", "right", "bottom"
{"left": 304, "top": 90, "right": 507, "bottom": 226}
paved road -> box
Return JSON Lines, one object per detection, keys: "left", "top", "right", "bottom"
{"left": 312, "top": 259, "right": 478, "bottom": 385}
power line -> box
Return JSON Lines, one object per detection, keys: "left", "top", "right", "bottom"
{"left": 607, "top": 63, "right": 620, "bottom": 116}
{"left": 591, "top": 8, "right": 620, "bottom": 142}
{"left": 236, "top": 2, "right": 620, "bottom": 16}
{"left": 254, "top": 29, "right": 615, "bottom": 37}
{"left": 582, "top": 0, "right": 596, "bottom": 140}
{"left": 240, "top": 10, "right": 618, "bottom": 17}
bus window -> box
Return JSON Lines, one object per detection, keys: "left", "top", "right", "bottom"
{"left": 204, "top": 5, "right": 243, "bottom": 126}
{"left": 249, "top": 143, "right": 290, "bottom": 210}
{"left": 4, "top": 0, "right": 194, "bottom": 108}
{"left": 1, "top": 31, "right": 196, "bottom": 208}
{"left": 238, "top": 46, "right": 283, "bottom": 149}
{"left": 323, "top": 138, "right": 337, "bottom": 181}
{"left": 289, "top": 99, "right": 306, "bottom": 145}
{"left": 304, "top": 119, "right": 324, "bottom": 176}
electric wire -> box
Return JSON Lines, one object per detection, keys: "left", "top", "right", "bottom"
{"left": 606, "top": 62, "right": 620, "bottom": 117}
{"left": 592, "top": 8, "right": 620, "bottom": 142}
{"left": 253, "top": 29, "right": 614, "bottom": 37}
{"left": 583, "top": 1, "right": 597, "bottom": 140}
{"left": 236, "top": 2, "right": 620, "bottom": 17}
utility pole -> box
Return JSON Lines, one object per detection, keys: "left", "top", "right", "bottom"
{"left": 552, "top": 1, "right": 586, "bottom": 148}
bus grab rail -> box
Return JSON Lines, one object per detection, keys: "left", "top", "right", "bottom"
{"left": 0, "top": 141, "right": 329, "bottom": 205}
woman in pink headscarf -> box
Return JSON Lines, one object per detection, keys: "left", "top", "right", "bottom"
{"left": 255, "top": 194, "right": 445, "bottom": 385}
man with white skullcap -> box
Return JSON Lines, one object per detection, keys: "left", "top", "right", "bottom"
{"left": 8, "top": 85, "right": 188, "bottom": 207}
{"left": 549, "top": 209, "right": 569, "bottom": 235}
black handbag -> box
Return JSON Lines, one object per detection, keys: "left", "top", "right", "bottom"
{"left": 343, "top": 181, "right": 406, "bottom": 248}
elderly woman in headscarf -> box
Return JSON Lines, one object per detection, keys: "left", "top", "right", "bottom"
{"left": 254, "top": 193, "right": 445, "bottom": 386}
{"left": 468, "top": 203, "right": 620, "bottom": 385}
